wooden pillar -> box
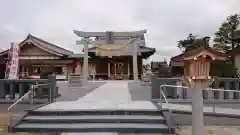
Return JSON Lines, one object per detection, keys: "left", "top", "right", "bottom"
{"left": 128, "top": 62, "right": 130, "bottom": 79}
{"left": 21, "top": 65, "right": 24, "bottom": 76}
{"left": 114, "top": 63, "right": 116, "bottom": 76}
{"left": 108, "top": 62, "right": 110, "bottom": 79}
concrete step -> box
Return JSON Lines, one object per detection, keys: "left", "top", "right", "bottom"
{"left": 28, "top": 109, "right": 164, "bottom": 116}
{"left": 10, "top": 109, "right": 173, "bottom": 133}
{"left": 22, "top": 115, "right": 165, "bottom": 124}
{"left": 13, "top": 123, "right": 170, "bottom": 133}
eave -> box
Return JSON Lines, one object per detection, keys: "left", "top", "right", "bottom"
{"left": 0, "top": 34, "right": 73, "bottom": 57}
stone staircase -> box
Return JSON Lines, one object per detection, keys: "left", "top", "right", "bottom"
{"left": 9, "top": 109, "right": 174, "bottom": 133}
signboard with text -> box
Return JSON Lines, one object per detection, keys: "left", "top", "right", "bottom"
{"left": 5, "top": 43, "right": 20, "bottom": 79}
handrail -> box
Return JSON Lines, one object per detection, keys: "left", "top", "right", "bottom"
{"left": 158, "top": 84, "right": 240, "bottom": 114}
{"left": 7, "top": 83, "right": 50, "bottom": 112}
{"left": 159, "top": 85, "right": 173, "bottom": 133}
{"left": 7, "top": 83, "right": 52, "bottom": 131}
{"left": 7, "top": 90, "right": 32, "bottom": 112}
{"left": 160, "top": 84, "right": 240, "bottom": 93}
{"left": 159, "top": 85, "right": 171, "bottom": 111}
{"left": 160, "top": 90, "right": 169, "bottom": 104}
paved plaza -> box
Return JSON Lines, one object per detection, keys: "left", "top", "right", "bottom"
{"left": 38, "top": 81, "right": 156, "bottom": 111}
{"left": 36, "top": 80, "right": 240, "bottom": 117}
{"left": 2, "top": 80, "right": 240, "bottom": 135}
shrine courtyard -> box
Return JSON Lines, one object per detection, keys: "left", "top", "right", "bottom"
{"left": 1, "top": 80, "right": 240, "bottom": 135}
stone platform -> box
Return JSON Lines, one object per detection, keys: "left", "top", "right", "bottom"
{"left": 38, "top": 81, "right": 157, "bottom": 111}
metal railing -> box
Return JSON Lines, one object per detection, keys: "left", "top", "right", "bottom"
{"left": 7, "top": 83, "right": 51, "bottom": 131}
{"left": 7, "top": 83, "right": 51, "bottom": 112}
{"left": 157, "top": 84, "right": 240, "bottom": 114}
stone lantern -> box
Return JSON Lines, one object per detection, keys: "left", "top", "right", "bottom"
{"left": 182, "top": 37, "right": 227, "bottom": 135}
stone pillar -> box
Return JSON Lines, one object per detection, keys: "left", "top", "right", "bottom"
{"left": 207, "top": 90, "right": 213, "bottom": 100}
{"left": 48, "top": 74, "right": 56, "bottom": 102}
{"left": 0, "top": 81, "right": 5, "bottom": 98}
{"left": 132, "top": 39, "right": 138, "bottom": 81}
{"left": 62, "top": 66, "right": 67, "bottom": 80}
{"left": 235, "top": 80, "right": 240, "bottom": 99}
{"left": 176, "top": 80, "right": 183, "bottom": 99}
{"left": 229, "top": 91, "right": 234, "bottom": 100}
{"left": 192, "top": 86, "right": 204, "bottom": 135}
{"left": 186, "top": 89, "right": 192, "bottom": 99}
{"left": 82, "top": 38, "right": 89, "bottom": 85}
{"left": 219, "top": 88, "right": 224, "bottom": 100}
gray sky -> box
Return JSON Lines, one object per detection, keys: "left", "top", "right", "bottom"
{"left": 0, "top": 0, "right": 239, "bottom": 61}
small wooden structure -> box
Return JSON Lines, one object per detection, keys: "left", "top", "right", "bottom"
{"left": 182, "top": 37, "right": 227, "bottom": 135}
{"left": 183, "top": 37, "right": 227, "bottom": 88}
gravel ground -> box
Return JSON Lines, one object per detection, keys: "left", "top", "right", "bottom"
{"left": 176, "top": 126, "right": 240, "bottom": 135}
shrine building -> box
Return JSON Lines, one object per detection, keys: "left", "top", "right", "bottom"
{"left": 0, "top": 30, "right": 155, "bottom": 80}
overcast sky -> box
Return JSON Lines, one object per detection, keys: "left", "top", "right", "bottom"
{"left": 0, "top": 0, "right": 239, "bottom": 61}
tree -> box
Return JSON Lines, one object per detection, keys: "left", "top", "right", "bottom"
{"left": 150, "top": 60, "right": 171, "bottom": 77}
{"left": 213, "top": 14, "right": 240, "bottom": 53}
{"left": 212, "top": 14, "right": 240, "bottom": 77}
{"left": 211, "top": 60, "right": 237, "bottom": 77}
{"left": 177, "top": 33, "right": 201, "bottom": 52}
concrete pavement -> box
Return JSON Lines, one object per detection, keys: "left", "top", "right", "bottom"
{"left": 37, "top": 81, "right": 157, "bottom": 111}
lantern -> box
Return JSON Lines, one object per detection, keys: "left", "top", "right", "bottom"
{"left": 183, "top": 37, "right": 227, "bottom": 88}
{"left": 182, "top": 37, "right": 227, "bottom": 135}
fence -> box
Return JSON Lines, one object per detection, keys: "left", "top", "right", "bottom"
{"left": 151, "top": 75, "right": 240, "bottom": 101}
{"left": 0, "top": 75, "right": 57, "bottom": 102}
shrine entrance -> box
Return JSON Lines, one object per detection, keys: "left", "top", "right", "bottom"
{"left": 109, "top": 62, "right": 124, "bottom": 80}
{"left": 74, "top": 30, "right": 151, "bottom": 82}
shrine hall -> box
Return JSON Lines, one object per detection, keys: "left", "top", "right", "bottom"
{"left": 0, "top": 30, "right": 155, "bottom": 80}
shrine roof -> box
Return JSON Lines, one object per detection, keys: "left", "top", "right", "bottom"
{"left": 171, "top": 46, "right": 227, "bottom": 63}
{"left": 171, "top": 37, "right": 227, "bottom": 62}
{"left": 170, "top": 53, "right": 184, "bottom": 62}
{"left": 0, "top": 34, "right": 73, "bottom": 56}
{"left": 182, "top": 45, "right": 227, "bottom": 58}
